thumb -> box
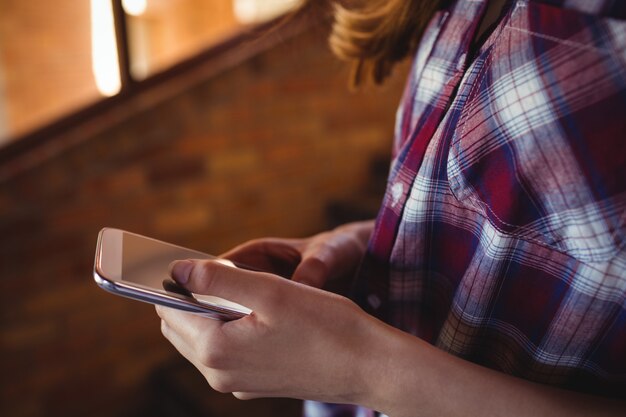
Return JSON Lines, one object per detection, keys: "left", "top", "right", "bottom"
{"left": 292, "top": 241, "right": 344, "bottom": 288}
{"left": 291, "top": 256, "right": 329, "bottom": 288}
{"left": 169, "top": 259, "right": 280, "bottom": 312}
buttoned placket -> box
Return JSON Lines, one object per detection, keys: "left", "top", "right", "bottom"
{"left": 364, "top": 0, "right": 494, "bottom": 315}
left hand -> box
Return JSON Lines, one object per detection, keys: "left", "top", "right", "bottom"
{"left": 156, "top": 258, "right": 378, "bottom": 403}
{"left": 221, "top": 220, "right": 374, "bottom": 290}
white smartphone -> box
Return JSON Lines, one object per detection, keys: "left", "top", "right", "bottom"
{"left": 93, "top": 228, "right": 251, "bottom": 321}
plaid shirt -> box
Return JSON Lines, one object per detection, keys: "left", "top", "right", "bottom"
{"left": 306, "top": 0, "right": 625, "bottom": 415}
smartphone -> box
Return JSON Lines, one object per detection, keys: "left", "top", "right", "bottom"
{"left": 93, "top": 228, "right": 251, "bottom": 321}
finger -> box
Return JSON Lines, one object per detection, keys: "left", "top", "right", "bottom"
{"left": 293, "top": 232, "right": 365, "bottom": 289}
{"left": 221, "top": 237, "right": 302, "bottom": 261}
{"left": 156, "top": 306, "right": 214, "bottom": 359}
{"left": 233, "top": 392, "right": 265, "bottom": 400}
{"left": 169, "top": 259, "right": 288, "bottom": 312}
{"left": 157, "top": 307, "right": 235, "bottom": 371}
{"left": 291, "top": 239, "right": 343, "bottom": 287}
{"left": 291, "top": 256, "right": 329, "bottom": 288}
{"left": 156, "top": 305, "right": 218, "bottom": 343}
{"left": 160, "top": 321, "right": 235, "bottom": 392}
{"left": 221, "top": 238, "right": 303, "bottom": 277}
{"left": 159, "top": 316, "right": 195, "bottom": 357}
{"left": 158, "top": 314, "right": 211, "bottom": 373}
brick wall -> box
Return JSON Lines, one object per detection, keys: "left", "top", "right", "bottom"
{"left": 0, "top": 28, "right": 408, "bottom": 417}
{"left": 0, "top": 0, "right": 97, "bottom": 140}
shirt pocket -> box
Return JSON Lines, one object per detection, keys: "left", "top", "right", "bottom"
{"left": 447, "top": 0, "right": 626, "bottom": 263}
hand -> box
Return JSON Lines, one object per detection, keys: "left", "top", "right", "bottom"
{"left": 156, "top": 260, "right": 626, "bottom": 417}
{"left": 156, "top": 258, "right": 377, "bottom": 403}
{"left": 221, "top": 220, "right": 374, "bottom": 289}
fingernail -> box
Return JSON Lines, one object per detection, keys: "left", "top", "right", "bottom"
{"left": 169, "top": 260, "right": 193, "bottom": 284}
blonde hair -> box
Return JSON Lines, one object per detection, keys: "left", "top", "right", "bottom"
{"left": 311, "top": 0, "right": 444, "bottom": 87}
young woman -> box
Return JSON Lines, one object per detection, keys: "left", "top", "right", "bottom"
{"left": 156, "top": 1, "right": 626, "bottom": 415}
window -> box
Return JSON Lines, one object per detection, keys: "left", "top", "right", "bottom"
{"left": 0, "top": 0, "right": 101, "bottom": 144}
{"left": 0, "top": 0, "right": 301, "bottom": 146}
{"left": 126, "top": 0, "right": 240, "bottom": 80}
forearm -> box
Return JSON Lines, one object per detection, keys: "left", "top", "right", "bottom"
{"left": 356, "top": 317, "right": 624, "bottom": 417}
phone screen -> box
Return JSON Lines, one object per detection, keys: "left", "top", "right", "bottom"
{"left": 121, "top": 231, "right": 209, "bottom": 292}
{"left": 95, "top": 229, "right": 250, "bottom": 316}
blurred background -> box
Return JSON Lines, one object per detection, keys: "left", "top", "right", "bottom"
{"left": 0, "top": 0, "right": 408, "bottom": 416}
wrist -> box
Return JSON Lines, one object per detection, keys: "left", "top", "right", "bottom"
{"left": 343, "top": 309, "right": 389, "bottom": 407}
{"left": 352, "top": 317, "right": 447, "bottom": 417}
{"left": 347, "top": 314, "right": 417, "bottom": 413}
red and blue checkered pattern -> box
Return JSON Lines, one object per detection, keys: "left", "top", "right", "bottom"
{"left": 356, "top": 0, "right": 625, "bottom": 399}
{"left": 307, "top": 0, "right": 625, "bottom": 415}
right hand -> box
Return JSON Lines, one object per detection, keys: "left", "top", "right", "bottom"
{"left": 221, "top": 220, "right": 374, "bottom": 290}
{"left": 158, "top": 256, "right": 384, "bottom": 405}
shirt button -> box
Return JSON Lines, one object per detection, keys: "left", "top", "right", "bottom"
{"left": 456, "top": 53, "right": 467, "bottom": 71}
{"left": 368, "top": 294, "right": 381, "bottom": 310}
{"left": 391, "top": 182, "right": 403, "bottom": 207}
